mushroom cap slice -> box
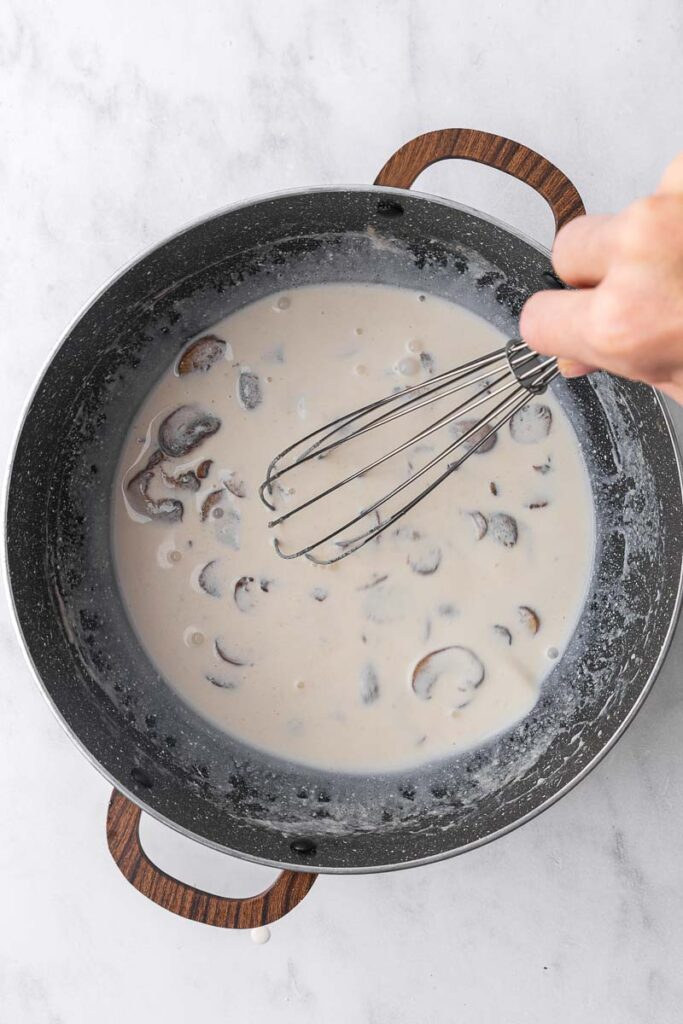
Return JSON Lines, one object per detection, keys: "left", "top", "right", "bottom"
{"left": 510, "top": 403, "right": 552, "bottom": 444}
{"left": 176, "top": 335, "right": 226, "bottom": 375}
{"left": 489, "top": 513, "right": 518, "bottom": 548}
{"left": 412, "top": 646, "right": 485, "bottom": 701}
{"left": 126, "top": 455, "right": 183, "bottom": 523}
{"left": 359, "top": 663, "right": 380, "bottom": 705}
{"left": 158, "top": 404, "right": 221, "bottom": 458}
{"left": 451, "top": 418, "right": 497, "bottom": 454}
{"left": 493, "top": 624, "right": 513, "bottom": 645}
{"left": 408, "top": 544, "right": 442, "bottom": 575}
{"left": 198, "top": 559, "right": 225, "bottom": 598}
{"left": 215, "top": 639, "right": 253, "bottom": 667}
{"left": 238, "top": 370, "right": 263, "bottom": 410}
{"left": 518, "top": 606, "right": 541, "bottom": 635}
{"left": 468, "top": 511, "right": 488, "bottom": 540}
{"left": 234, "top": 576, "right": 257, "bottom": 613}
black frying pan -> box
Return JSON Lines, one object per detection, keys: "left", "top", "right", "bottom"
{"left": 6, "top": 130, "right": 683, "bottom": 928}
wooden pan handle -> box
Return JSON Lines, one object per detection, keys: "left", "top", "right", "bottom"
{"left": 375, "top": 129, "right": 585, "bottom": 232}
{"left": 106, "top": 790, "right": 317, "bottom": 929}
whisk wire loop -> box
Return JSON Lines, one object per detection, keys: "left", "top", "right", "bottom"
{"left": 260, "top": 341, "right": 558, "bottom": 563}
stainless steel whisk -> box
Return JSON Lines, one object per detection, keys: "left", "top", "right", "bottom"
{"left": 259, "top": 341, "right": 558, "bottom": 564}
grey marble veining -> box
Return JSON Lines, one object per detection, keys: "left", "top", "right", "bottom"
{"left": 2, "top": 1, "right": 683, "bottom": 1022}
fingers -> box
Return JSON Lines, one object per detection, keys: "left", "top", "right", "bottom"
{"left": 657, "top": 151, "right": 683, "bottom": 195}
{"left": 551, "top": 214, "right": 615, "bottom": 286}
{"left": 519, "top": 288, "right": 595, "bottom": 362}
{"left": 557, "top": 357, "right": 596, "bottom": 379}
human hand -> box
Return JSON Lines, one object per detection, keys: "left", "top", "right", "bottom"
{"left": 520, "top": 152, "right": 683, "bottom": 404}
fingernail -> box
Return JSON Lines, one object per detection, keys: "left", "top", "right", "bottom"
{"left": 558, "top": 359, "right": 593, "bottom": 378}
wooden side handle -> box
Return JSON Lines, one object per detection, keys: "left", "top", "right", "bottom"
{"left": 376, "top": 129, "right": 585, "bottom": 232}
{"left": 106, "top": 790, "right": 317, "bottom": 928}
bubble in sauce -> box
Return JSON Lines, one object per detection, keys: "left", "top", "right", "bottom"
{"left": 275, "top": 296, "right": 291, "bottom": 311}
{"left": 184, "top": 628, "right": 205, "bottom": 648}
{"left": 167, "top": 549, "right": 182, "bottom": 564}
{"left": 250, "top": 926, "right": 271, "bottom": 945}
{"left": 406, "top": 339, "right": 422, "bottom": 353}
{"left": 353, "top": 363, "right": 368, "bottom": 376}
{"left": 395, "top": 356, "right": 419, "bottom": 377}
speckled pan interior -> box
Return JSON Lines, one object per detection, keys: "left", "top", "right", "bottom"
{"left": 6, "top": 187, "right": 683, "bottom": 872}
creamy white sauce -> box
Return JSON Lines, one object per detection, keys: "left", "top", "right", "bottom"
{"left": 113, "top": 284, "right": 594, "bottom": 773}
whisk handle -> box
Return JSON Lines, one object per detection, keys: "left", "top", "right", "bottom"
{"left": 375, "top": 129, "right": 584, "bottom": 233}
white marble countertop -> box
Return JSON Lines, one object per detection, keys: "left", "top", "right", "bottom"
{"left": 2, "top": 2, "right": 683, "bottom": 1021}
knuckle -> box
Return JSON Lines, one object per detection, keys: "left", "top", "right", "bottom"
{"left": 616, "top": 196, "right": 669, "bottom": 254}
{"left": 589, "top": 287, "right": 637, "bottom": 353}
{"left": 589, "top": 280, "right": 656, "bottom": 375}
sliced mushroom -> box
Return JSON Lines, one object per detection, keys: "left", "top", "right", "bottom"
{"left": 489, "top": 513, "right": 518, "bottom": 548}
{"left": 200, "top": 489, "right": 224, "bottom": 522}
{"left": 161, "top": 467, "right": 201, "bottom": 492}
{"left": 127, "top": 454, "right": 183, "bottom": 523}
{"left": 451, "top": 418, "right": 497, "bottom": 454}
{"left": 198, "top": 559, "right": 224, "bottom": 598}
{"left": 518, "top": 605, "right": 541, "bottom": 634}
{"left": 493, "top": 624, "right": 513, "bottom": 645}
{"left": 468, "top": 511, "right": 488, "bottom": 540}
{"left": 196, "top": 459, "right": 213, "bottom": 480}
{"left": 169, "top": 470, "right": 201, "bottom": 491}
{"left": 420, "top": 351, "right": 435, "bottom": 375}
{"left": 359, "top": 663, "right": 380, "bottom": 705}
{"left": 224, "top": 472, "right": 246, "bottom": 498}
{"left": 206, "top": 674, "right": 237, "bottom": 690}
{"left": 510, "top": 403, "right": 552, "bottom": 444}
{"left": 412, "top": 646, "right": 485, "bottom": 702}
{"left": 158, "top": 404, "right": 221, "bottom": 458}
{"left": 234, "top": 576, "right": 257, "bottom": 613}
{"left": 357, "top": 573, "right": 389, "bottom": 591}
{"left": 408, "top": 544, "right": 442, "bottom": 575}
{"left": 176, "top": 335, "right": 226, "bottom": 375}
{"left": 199, "top": 489, "right": 241, "bottom": 548}
{"left": 238, "top": 369, "right": 263, "bottom": 410}
{"left": 215, "top": 639, "right": 252, "bottom": 666}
